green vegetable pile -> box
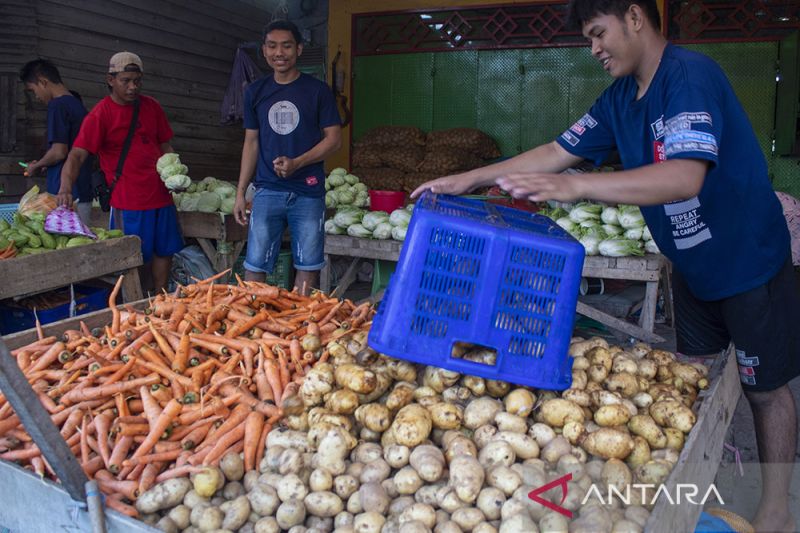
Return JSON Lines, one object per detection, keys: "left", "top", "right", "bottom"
{"left": 0, "top": 211, "right": 123, "bottom": 257}
{"left": 325, "top": 204, "right": 413, "bottom": 242}
{"left": 539, "top": 202, "right": 658, "bottom": 257}
{"left": 324, "top": 168, "right": 369, "bottom": 209}
{"left": 170, "top": 177, "right": 237, "bottom": 215}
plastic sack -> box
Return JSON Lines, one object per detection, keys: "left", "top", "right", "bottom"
{"left": 44, "top": 206, "right": 97, "bottom": 239}
{"left": 220, "top": 48, "right": 263, "bottom": 125}
{"left": 18, "top": 185, "right": 58, "bottom": 217}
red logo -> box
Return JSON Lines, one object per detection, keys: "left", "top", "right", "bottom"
{"left": 653, "top": 141, "right": 666, "bottom": 163}
{"left": 306, "top": 176, "right": 319, "bottom": 186}
{"left": 528, "top": 472, "right": 573, "bottom": 518}
{"left": 739, "top": 366, "right": 755, "bottom": 376}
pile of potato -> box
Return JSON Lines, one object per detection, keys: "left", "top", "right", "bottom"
{"left": 135, "top": 332, "right": 707, "bottom": 533}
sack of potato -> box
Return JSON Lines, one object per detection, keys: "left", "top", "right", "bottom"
{"left": 416, "top": 146, "right": 484, "bottom": 175}
{"left": 352, "top": 167, "right": 405, "bottom": 191}
{"left": 351, "top": 145, "right": 384, "bottom": 168}
{"left": 426, "top": 127, "right": 502, "bottom": 159}
{"left": 354, "top": 125, "right": 426, "bottom": 147}
{"left": 402, "top": 172, "right": 442, "bottom": 193}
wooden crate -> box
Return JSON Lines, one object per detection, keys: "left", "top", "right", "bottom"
{"left": 0, "top": 235, "right": 143, "bottom": 302}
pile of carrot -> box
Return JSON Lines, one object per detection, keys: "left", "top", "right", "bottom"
{"left": 0, "top": 243, "right": 16, "bottom": 259}
{"left": 0, "top": 270, "right": 374, "bottom": 517}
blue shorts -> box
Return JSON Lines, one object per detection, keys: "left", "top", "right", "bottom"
{"left": 244, "top": 189, "right": 325, "bottom": 273}
{"left": 110, "top": 205, "right": 184, "bottom": 263}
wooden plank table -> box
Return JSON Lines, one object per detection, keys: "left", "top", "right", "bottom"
{"left": 0, "top": 235, "right": 143, "bottom": 303}
{"left": 177, "top": 212, "right": 248, "bottom": 275}
{"left": 322, "top": 235, "right": 669, "bottom": 342}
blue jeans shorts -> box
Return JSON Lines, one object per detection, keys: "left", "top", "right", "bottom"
{"left": 244, "top": 189, "right": 326, "bottom": 273}
{"left": 110, "top": 205, "right": 184, "bottom": 263}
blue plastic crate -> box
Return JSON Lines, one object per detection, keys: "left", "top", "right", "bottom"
{"left": 0, "top": 284, "right": 110, "bottom": 335}
{"left": 368, "top": 193, "right": 585, "bottom": 390}
{"left": 0, "top": 203, "right": 19, "bottom": 224}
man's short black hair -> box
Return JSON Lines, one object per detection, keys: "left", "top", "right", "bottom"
{"left": 19, "top": 59, "right": 63, "bottom": 85}
{"left": 262, "top": 19, "right": 303, "bottom": 45}
{"left": 567, "top": 0, "right": 661, "bottom": 31}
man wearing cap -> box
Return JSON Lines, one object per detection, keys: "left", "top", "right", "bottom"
{"left": 57, "top": 52, "right": 182, "bottom": 293}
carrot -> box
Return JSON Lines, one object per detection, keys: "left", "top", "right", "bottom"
{"left": 263, "top": 359, "right": 283, "bottom": 403}
{"left": 109, "top": 275, "right": 124, "bottom": 335}
{"left": 27, "top": 341, "right": 67, "bottom": 373}
{"left": 108, "top": 435, "right": 134, "bottom": 474}
{"left": 59, "top": 374, "right": 160, "bottom": 405}
{"left": 125, "top": 448, "right": 182, "bottom": 467}
{"left": 194, "top": 268, "right": 232, "bottom": 285}
{"left": 190, "top": 333, "right": 259, "bottom": 353}
{"left": 138, "top": 386, "right": 163, "bottom": 427}
{"left": 172, "top": 327, "right": 191, "bottom": 373}
{"left": 133, "top": 359, "right": 193, "bottom": 388}
{"left": 138, "top": 462, "right": 163, "bottom": 493}
{"left": 95, "top": 470, "right": 139, "bottom": 501}
{"left": 79, "top": 415, "right": 91, "bottom": 465}
{"left": 154, "top": 464, "right": 204, "bottom": 483}
{"left": 94, "top": 412, "right": 113, "bottom": 468}
{"left": 253, "top": 421, "right": 272, "bottom": 472}
{"left": 147, "top": 323, "right": 176, "bottom": 362}
{"left": 202, "top": 421, "right": 246, "bottom": 465}
{"left": 189, "top": 337, "right": 230, "bottom": 358}
{"left": 198, "top": 403, "right": 250, "bottom": 448}
{"left": 224, "top": 310, "right": 270, "bottom": 339}
{"left": 242, "top": 411, "right": 264, "bottom": 471}
{"left": 130, "top": 399, "right": 182, "bottom": 460}
{"left": 105, "top": 494, "right": 139, "bottom": 517}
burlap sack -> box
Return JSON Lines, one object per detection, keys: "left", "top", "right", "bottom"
{"left": 426, "top": 128, "right": 501, "bottom": 159}
{"left": 402, "top": 172, "right": 441, "bottom": 194}
{"left": 355, "top": 126, "right": 426, "bottom": 147}
{"left": 378, "top": 145, "right": 425, "bottom": 172}
{"left": 351, "top": 145, "right": 384, "bottom": 168}
{"left": 417, "top": 147, "right": 484, "bottom": 175}
{"left": 352, "top": 167, "right": 405, "bottom": 191}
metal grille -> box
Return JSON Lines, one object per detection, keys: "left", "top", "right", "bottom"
{"left": 667, "top": 0, "right": 800, "bottom": 42}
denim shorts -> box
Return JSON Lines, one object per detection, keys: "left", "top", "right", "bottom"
{"left": 244, "top": 189, "right": 326, "bottom": 273}
{"left": 109, "top": 205, "right": 184, "bottom": 263}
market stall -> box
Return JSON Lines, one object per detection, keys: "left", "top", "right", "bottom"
{"left": 0, "top": 235, "right": 143, "bottom": 303}
{"left": 321, "top": 234, "right": 670, "bottom": 343}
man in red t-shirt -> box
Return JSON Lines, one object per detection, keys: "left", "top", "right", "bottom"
{"left": 58, "top": 52, "right": 183, "bottom": 293}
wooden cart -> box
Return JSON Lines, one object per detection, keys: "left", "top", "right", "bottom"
{"left": 0, "top": 235, "right": 143, "bottom": 303}
{"left": 321, "top": 235, "right": 669, "bottom": 343}
{"left": 0, "top": 303, "right": 740, "bottom": 532}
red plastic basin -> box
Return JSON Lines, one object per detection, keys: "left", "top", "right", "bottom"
{"left": 369, "top": 190, "right": 406, "bottom": 212}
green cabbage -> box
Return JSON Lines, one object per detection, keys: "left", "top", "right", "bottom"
{"left": 623, "top": 227, "right": 643, "bottom": 240}
{"left": 328, "top": 174, "right": 345, "bottom": 187}
{"left": 186, "top": 182, "right": 197, "bottom": 193}
{"left": 644, "top": 239, "right": 660, "bottom": 254}
{"left": 598, "top": 238, "right": 644, "bottom": 257}
{"left": 346, "top": 223, "right": 372, "bottom": 238}
{"left": 325, "top": 191, "right": 337, "bottom": 209}
{"left": 406, "top": 203, "right": 415, "bottom": 212}
{"left": 161, "top": 163, "right": 188, "bottom": 179}
{"left": 579, "top": 234, "right": 602, "bottom": 255}
{"left": 556, "top": 217, "right": 577, "bottom": 233}
{"left": 391, "top": 225, "right": 407, "bottom": 241}
{"left": 196, "top": 191, "right": 222, "bottom": 213}
{"left": 617, "top": 205, "right": 645, "bottom": 229}
{"left": 156, "top": 153, "right": 181, "bottom": 174}
{"left": 353, "top": 182, "right": 368, "bottom": 193}
{"left": 220, "top": 197, "right": 235, "bottom": 214}
{"left": 354, "top": 192, "right": 369, "bottom": 208}
{"left": 325, "top": 220, "right": 346, "bottom": 235}
{"left": 568, "top": 202, "right": 603, "bottom": 223}
{"left": 642, "top": 225, "right": 652, "bottom": 241}
{"left": 164, "top": 174, "right": 191, "bottom": 190}
{"left": 373, "top": 222, "right": 393, "bottom": 240}
{"left": 389, "top": 208, "right": 411, "bottom": 228}
{"left": 333, "top": 209, "right": 363, "bottom": 227}
{"left": 329, "top": 167, "right": 347, "bottom": 176}
{"left": 180, "top": 193, "right": 199, "bottom": 211}
{"left": 600, "top": 206, "right": 620, "bottom": 225}
{"left": 344, "top": 173, "right": 359, "bottom": 185}
{"left": 601, "top": 224, "right": 623, "bottom": 237}
{"left": 362, "top": 211, "right": 389, "bottom": 231}
{"left": 215, "top": 184, "right": 236, "bottom": 199}
{"left": 337, "top": 190, "right": 355, "bottom": 205}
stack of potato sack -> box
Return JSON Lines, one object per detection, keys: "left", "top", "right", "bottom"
{"left": 352, "top": 126, "right": 501, "bottom": 193}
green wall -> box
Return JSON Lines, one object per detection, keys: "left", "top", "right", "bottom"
{"left": 354, "top": 42, "right": 799, "bottom": 196}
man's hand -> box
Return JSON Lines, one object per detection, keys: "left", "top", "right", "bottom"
{"left": 496, "top": 172, "right": 582, "bottom": 203}
{"left": 273, "top": 156, "right": 298, "bottom": 178}
{"left": 233, "top": 193, "right": 248, "bottom": 226}
{"left": 410, "top": 172, "right": 476, "bottom": 199}
{"left": 24, "top": 160, "right": 44, "bottom": 176}
{"left": 56, "top": 188, "right": 74, "bottom": 208}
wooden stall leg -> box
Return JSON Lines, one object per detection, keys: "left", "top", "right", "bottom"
{"left": 320, "top": 254, "right": 332, "bottom": 293}
{"left": 576, "top": 301, "right": 665, "bottom": 344}
{"left": 331, "top": 258, "right": 361, "bottom": 298}
{"left": 661, "top": 263, "right": 674, "bottom": 328}
{"left": 639, "top": 279, "right": 659, "bottom": 333}
{"left": 195, "top": 238, "right": 220, "bottom": 272}
{"left": 120, "top": 268, "right": 143, "bottom": 302}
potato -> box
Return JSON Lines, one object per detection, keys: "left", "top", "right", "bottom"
{"left": 473, "top": 424, "right": 499, "bottom": 449}
{"left": 581, "top": 428, "right": 635, "bottom": 460}
{"left": 304, "top": 491, "right": 343, "bottom": 518}
{"left": 444, "top": 435, "right": 478, "bottom": 463}
{"left": 399, "top": 520, "right": 432, "bottom": 533}
{"left": 442, "top": 385, "right": 472, "bottom": 404}
{"left": 247, "top": 484, "right": 280, "bottom": 516}
{"left": 435, "top": 521, "right": 464, "bottom": 533}
{"left": 354, "top": 403, "right": 391, "bottom": 432}
{"left": 309, "top": 469, "right": 333, "bottom": 492}
{"left": 664, "top": 427, "right": 685, "bottom": 451}
{"left": 428, "top": 402, "right": 464, "bottom": 430}
{"left": 601, "top": 458, "right": 632, "bottom": 493}
{"left": 451, "top": 507, "right": 485, "bottom": 530}
{"left": 646, "top": 349, "right": 675, "bottom": 366}
{"left": 504, "top": 388, "right": 536, "bottom": 417}
{"left": 625, "top": 505, "right": 650, "bottom": 528}
{"left": 486, "top": 379, "right": 511, "bottom": 398}
{"left": 399, "top": 503, "right": 437, "bottom": 529}
{"left": 436, "top": 486, "right": 467, "bottom": 513}
{"left": 136, "top": 477, "right": 193, "bottom": 514}
{"left": 423, "top": 366, "right": 461, "bottom": 392}
{"left": 494, "top": 412, "right": 528, "bottom": 433}
{"left": 335, "top": 364, "right": 378, "bottom": 394}
{"left": 649, "top": 399, "right": 696, "bottom": 433}
{"left": 462, "top": 375, "right": 486, "bottom": 397}
{"left": 634, "top": 459, "right": 672, "bottom": 485}
{"left": 334, "top": 475, "right": 359, "bottom": 500}
{"left": 276, "top": 498, "right": 306, "bottom": 529}
{"left": 384, "top": 444, "right": 410, "bottom": 469}
{"left": 498, "top": 513, "right": 538, "bottom": 533}
{"left": 449, "top": 455, "right": 485, "bottom": 503}
{"left": 511, "top": 462, "right": 546, "bottom": 487}
{"left": 651, "top": 448, "right": 679, "bottom": 464}
{"left": 166, "top": 505, "right": 191, "bottom": 530}
{"left": 626, "top": 436, "right": 651, "bottom": 468}
{"left": 326, "top": 389, "right": 361, "bottom": 414}
{"left": 223, "top": 481, "right": 246, "bottom": 500}
{"left": 479, "top": 440, "right": 516, "bottom": 469}
{"left": 278, "top": 448, "right": 305, "bottom": 475}
{"left": 385, "top": 383, "right": 416, "bottom": 412}
{"left": 541, "top": 436, "right": 571, "bottom": 464}
{"left": 571, "top": 369, "right": 589, "bottom": 390}
{"left": 266, "top": 429, "right": 311, "bottom": 452}
{"left": 612, "top": 355, "right": 639, "bottom": 375}
{"left": 492, "top": 431, "right": 539, "bottom": 460}
{"left": 358, "top": 482, "right": 389, "bottom": 514}
{"left": 475, "top": 487, "right": 506, "bottom": 521}
{"left": 562, "top": 420, "right": 586, "bottom": 445}
{"left": 628, "top": 415, "right": 667, "bottom": 448}
{"left": 556, "top": 453, "right": 585, "bottom": 481}
{"left": 220, "top": 495, "right": 251, "bottom": 530}
{"left": 193, "top": 506, "right": 223, "bottom": 531}
{"left": 605, "top": 372, "right": 640, "bottom": 397}
{"left": 391, "top": 404, "right": 433, "bottom": 447}
{"left": 538, "top": 511, "right": 568, "bottom": 533}
{"left": 353, "top": 511, "right": 386, "bottom": 533}
{"left": 594, "top": 404, "right": 632, "bottom": 427}
{"left": 569, "top": 337, "right": 608, "bottom": 357}
{"left": 538, "top": 399, "right": 584, "bottom": 427}
{"left": 528, "top": 423, "right": 556, "bottom": 447}
{"left": 486, "top": 464, "right": 522, "bottom": 496}
{"left": 562, "top": 388, "right": 591, "bottom": 407}
{"left": 464, "top": 397, "right": 503, "bottom": 429}
{"left": 301, "top": 363, "right": 335, "bottom": 407}
{"left": 410, "top": 445, "right": 446, "bottom": 482}
{"left": 277, "top": 473, "right": 308, "bottom": 502}
{"left": 192, "top": 467, "right": 225, "bottom": 499}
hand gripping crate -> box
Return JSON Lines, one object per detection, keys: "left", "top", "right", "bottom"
{"left": 368, "top": 193, "right": 585, "bottom": 390}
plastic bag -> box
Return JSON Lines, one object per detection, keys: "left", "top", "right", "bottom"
{"left": 18, "top": 185, "right": 58, "bottom": 217}
{"left": 44, "top": 206, "right": 97, "bottom": 239}
{"left": 220, "top": 48, "right": 263, "bottom": 125}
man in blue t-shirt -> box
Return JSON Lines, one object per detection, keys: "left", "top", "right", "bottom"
{"left": 19, "top": 59, "right": 94, "bottom": 224}
{"left": 234, "top": 20, "right": 342, "bottom": 296}
{"left": 412, "top": 1, "right": 798, "bottom": 530}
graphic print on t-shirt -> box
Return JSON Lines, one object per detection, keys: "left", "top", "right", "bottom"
{"left": 268, "top": 101, "right": 300, "bottom": 135}
{"left": 664, "top": 197, "right": 711, "bottom": 250}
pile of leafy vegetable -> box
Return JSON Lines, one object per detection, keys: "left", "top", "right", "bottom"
{"left": 325, "top": 204, "right": 413, "bottom": 242}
